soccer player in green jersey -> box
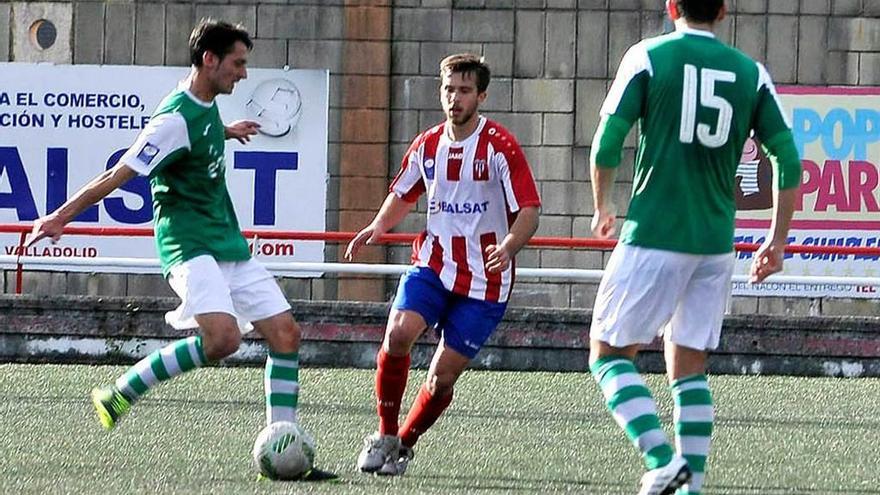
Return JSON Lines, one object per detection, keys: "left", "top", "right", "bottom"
{"left": 587, "top": 1, "right": 801, "bottom": 494}
{"left": 27, "top": 19, "right": 333, "bottom": 480}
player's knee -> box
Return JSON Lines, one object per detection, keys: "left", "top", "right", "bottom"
{"left": 258, "top": 312, "right": 301, "bottom": 354}
{"left": 203, "top": 331, "right": 241, "bottom": 360}
{"left": 384, "top": 315, "right": 422, "bottom": 355}
{"left": 270, "top": 320, "right": 301, "bottom": 354}
{"left": 425, "top": 371, "right": 456, "bottom": 397}
{"left": 385, "top": 331, "right": 413, "bottom": 355}
{"left": 384, "top": 322, "right": 420, "bottom": 354}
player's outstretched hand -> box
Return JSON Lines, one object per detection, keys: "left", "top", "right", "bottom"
{"left": 591, "top": 206, "right": 617, "bottom": 239}
{"left": 345, "top": 225, "right": 381, "bottom": 262}
{"left": 25, "top": 214, "right": 65, "bottom": 247}
{"left": 484, "top": 244, "right": 511, "bottom": 273}
{"left": 749, "top": 239, "right": 785, "bottom": 283}
{"left": 225, "top": 120, "right": 261, "bottom": 144}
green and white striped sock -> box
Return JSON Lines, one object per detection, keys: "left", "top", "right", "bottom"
{"left": 115, "top": 336, "right": 207, "bottom": 402}
{"left": 265, "top": 351, "right": 299, "bottom": 425}
{"left": 672, "top": 374, "right": 713, "bottom": 495}
{"left": 591, "top": 356, "right": 674, "bottom": 470}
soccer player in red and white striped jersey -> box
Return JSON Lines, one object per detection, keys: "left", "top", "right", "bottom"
{"left": 346, "top": 53, "right": 540, "bottom": 476}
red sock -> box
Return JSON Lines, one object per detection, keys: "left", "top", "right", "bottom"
{"left": 399, "top": 384, "right": 453, "bottom": 447}
{"left": 376, "top": 348, "right": 410, "bottom": 436}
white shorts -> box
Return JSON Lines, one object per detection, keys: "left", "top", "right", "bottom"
{"left": 165, "top": 255, "right": 291, "bottom": 334}
{"left": 590, "top": 244, "right": 735, "bottom": 351}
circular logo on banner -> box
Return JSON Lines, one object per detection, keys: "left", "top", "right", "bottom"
{"left": 245, "top": 79, "right": 303, "bottom": 137}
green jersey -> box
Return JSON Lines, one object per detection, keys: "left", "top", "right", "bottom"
{"left": 120, "top": 89, "right": 250, "bottom": 274}
{"left": 591, "top": 27, "right": 801, "bottom": 254}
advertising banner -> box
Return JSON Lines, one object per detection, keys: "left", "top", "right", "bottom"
{"left": 0, "top": 63, "right": 329, "bottom": 275}
{"left": 734, "top": 86, "right": 879, "bottom": 298}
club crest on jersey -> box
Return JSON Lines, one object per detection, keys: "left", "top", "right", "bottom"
{"left": 473, "top": 159, "right": 489, "bottom": 181}
{"left": 424, "top": 159, "right": 435, "bottom": 180}
{"left": 137, "top": 142, "right": 160, "bottom": 165}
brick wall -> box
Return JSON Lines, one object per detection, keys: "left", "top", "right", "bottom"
{"left": 2, "top": 0, "right": 879, "bottom": 316}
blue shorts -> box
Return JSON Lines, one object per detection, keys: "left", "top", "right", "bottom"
{"left": 391, "top": 266, "right": 507, "bottom": 359}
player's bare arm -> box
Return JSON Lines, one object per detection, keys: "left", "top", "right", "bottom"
{"left": 225, "top": 119, "right": 261, "bottom": 144}
{"left": 485, "top": 206, "right": 539, "bottom": 273}
{"left": 26, "top": 162, "right": 138, "bottom": 247}
{"left": 590, "top": 163, "right": 618, "bottom": 239}
{"left": 748, "top": 79, "right": 802, "bottom": 284}
{"left": 750, "top": 186, "right": 797, "bottom": 283}
{"left": 345, "top": 193, "right": 416, "bottom": 261}
{"left": 589, "top": 109, "right": 628, "bottom": 240}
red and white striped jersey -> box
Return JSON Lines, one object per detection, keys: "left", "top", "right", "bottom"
{"left": 391, "top": 116, "right": 541, "bottom": 303}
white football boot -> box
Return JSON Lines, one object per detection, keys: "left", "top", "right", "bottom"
{"left": 637, "top": 455, "right": 691, "bottom": 495}
{"left": 377, "top": 444, "right": 414, "bottom": 476}
{"left": 356, "top": 432, "right": 400, "bottom": 473}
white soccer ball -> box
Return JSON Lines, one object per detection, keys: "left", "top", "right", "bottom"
{"left": 252, "top": 421, "right": 315, "bottom": 480}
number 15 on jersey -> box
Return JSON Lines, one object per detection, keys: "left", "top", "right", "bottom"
{"left": 679, "top": 64, "right": 737, "bottom": 148}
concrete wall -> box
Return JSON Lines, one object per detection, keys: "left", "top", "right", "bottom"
{"left": 1, "top": 1, "right": 879, "bottom": 316}
{"left": 2, "top": 295, "right": 880, "bottom": 376}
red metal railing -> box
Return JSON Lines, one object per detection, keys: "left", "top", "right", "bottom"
{"left": 2, "top": 224, "right": 879, "bottom": 294}
{"left": 2, "top": 224, "right": 880, "bottom": 254}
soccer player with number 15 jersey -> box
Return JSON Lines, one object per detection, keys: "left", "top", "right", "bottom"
{"left": 587, "top": 1, "right": 802, "bottom": 494}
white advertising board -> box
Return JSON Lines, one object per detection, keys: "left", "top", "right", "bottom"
{"left": 0, "top": 63, "right": 329, "bottom": 275}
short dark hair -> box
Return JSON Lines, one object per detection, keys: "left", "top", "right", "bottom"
{"left": 189, "top": 18, "right": 253, "bottom": 67}
{"left": 675, "top": 0, "right": 724, "bottom": 23}
{"left": 439, "top": 53, "right": 491, "bottom": 93}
